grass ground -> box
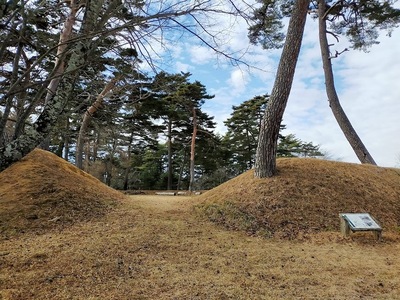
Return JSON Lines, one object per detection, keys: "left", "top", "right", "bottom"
{"left": 2, "top": 195, "right": 400, "bottom": 299}
{"left": 196, "top": 158, "right": 400, "bottom": 239}
{"left": 1, "top": 149, "right": 400, "bottom": 299}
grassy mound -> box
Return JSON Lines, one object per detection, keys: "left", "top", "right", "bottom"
{"left": 0, "top": 149, "right": 126, "bottom": 238}
{"left": 196, "top": 158, "right": 400, "bottom": 239}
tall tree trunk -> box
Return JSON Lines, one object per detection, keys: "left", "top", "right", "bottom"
{"left": 177, "top": 149, "right": 188, "bottom": 191}
{"left": 254, "top": 0, "right": 310, "bottom": 178}
{"left": 63, "top": 117, "right": 70, "bottom": 161}
{"left": 167, "top": 119, "right": 173, "bottom": 190}
{"left": 0, "top": 6, "right": 26, "bottom": 146}
{"left": 0, "top": 1, "right": 80, "bottom": 172}
{"left": 55, "top": 139, "right": 64, "bottom": 157}
{"left": 189, "top": 108, "right": 197, "bottom": 192}
{"left": 93, "top": 127, "right": 100, "bottom": 162}
{"left": 318, "top": 1, "right": 376, "bottom": 165}
{"left": 246, "top": 126, "right": 252, "bottom": 169}
{"left": 104, "top": 160, "right": 112, "bottom": 186}
{"left": 84, "top": 137, "right": 91, "bottom": 171}
{"left": 76, "top": 76, "right": 120, "bottom": 169}
{"left": 123, "top": 133, "right": 133, "bottom": 190}
{"left": 44, "top": 1, "right": 79, "bottom": 105}
{"left": 103, "top": 140, "right": 117, "bottom": 187}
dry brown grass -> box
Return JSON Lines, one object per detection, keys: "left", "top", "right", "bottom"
{"left": 196, "top": 158, "right": 400, "bottom": 239}
{"left": 0, "top": 149, "right": 125, "bottom": 237}
{"left": 1, "top": 151, "right": 400, "bottom": 299}
{"left": 1, "top": 195, "right": 400, "bottom": 299}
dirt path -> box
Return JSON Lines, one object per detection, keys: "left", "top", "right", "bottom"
{"left": 1, "top": 195, "right": 400, "bottom": 300}
{"left": 131, "top": 195, "right": 191, "bottom": 211}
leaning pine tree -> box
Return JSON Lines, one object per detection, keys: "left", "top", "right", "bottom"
{"left": 252, "top": 0, "right": 400, "bottom": 177}
{"left": 317, "top": 0, "right": 376, "bottom": 165}
{"left": 315, "top": 0, "right": 400, "bottom": 165}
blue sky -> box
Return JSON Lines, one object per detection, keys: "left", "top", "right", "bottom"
{"left": 144, "top": 4, "right": 400, "bottom": 168}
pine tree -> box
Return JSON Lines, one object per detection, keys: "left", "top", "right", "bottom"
{"left": 223, "top": 95, "right": 269, "bottom": 175}
{"left": 314, "top": 0, "right": 400, "bottom": 165}
{"left": 251, "top": 0, "right": 311, "bottom": 177}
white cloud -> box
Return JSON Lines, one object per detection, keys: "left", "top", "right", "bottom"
{"left": 202, "top": 86, "right": 235, "bottom": 134}
{"left": 282, "top": 23, "right": 400, "bottom": 167}
{"left": 335, "top": 34, "right": 400, "bottom": 166}
{"left": 188, "top": 45, "right": 215, "bottom": 65}
{"left": 175, "top": 61, "right": 191, "bottom": 73}
{"left": 227, "top": 69, "right": 249, "bottom": 94}
{"left": 146, "top": 4, "right": 400, "bottom": 167}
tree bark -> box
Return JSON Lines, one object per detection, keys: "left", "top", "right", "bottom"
{"left": 123, "top": 138, "right": 133, "bottom": 191}
{"left": 318, "top": 0, "right": 376, "bottom": 165}
{"left": 63, "top": 117, "right": 70, "bottom": 161}
{"left": 177, "top": 149, "right": 187, "bottom": 191}
{"left": 254, "top": 0, "right": 310, "bottom": 178}
{"left": 84, "top": 137, "right": 90, "bottom": 171}
{"left": 0, "top": 1, "right": 80, "bottom": 172}
{"left": 0, "top": 17, "right": 25, "bottom": 147}
{"left": 93, "top": 128, "right": 100, "bottom": 162}
{"left": 189, "top": 107, "right": 197, "bottom": 192}
{"left": 75, "top": 76, "right": 120, "bottom": 169}
{"left": 44, "top": 1, "right": 79, "bottom": 105}
{"left": 167, "top": 119, "right": 173, "bottom": 190}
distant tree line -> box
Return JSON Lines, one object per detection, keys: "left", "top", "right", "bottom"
{"left": 0, "top": 0, "right": 250, "bottom": 171}
{"left": 3, "top": 0, "right": 394, "bottom": 186}
{"left": 0, "top": 0, "right": 322, "bottom": 191}
{"left": 48, "top": 77, "right": 322, "bottom": 191}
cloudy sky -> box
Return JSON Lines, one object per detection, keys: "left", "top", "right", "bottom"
{"left": 151, "top": 3, "right": 400, "bottom": 168}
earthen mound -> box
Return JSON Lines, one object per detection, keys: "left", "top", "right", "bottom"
{"left": 196, "top": 158, "right": 400, "bottom": 239}
{"left": 0, "top": 149, "right": 126, "bottom": 237}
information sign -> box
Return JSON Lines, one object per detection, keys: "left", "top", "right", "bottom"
{"left": 341, "top": 213, "right": 381, "bottom": 230}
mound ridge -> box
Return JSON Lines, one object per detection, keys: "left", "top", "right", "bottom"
{"left": 196, "top": 158, "right": 400, "bottom": 239}
{"left": 0, "top": 149, "right": 126, "bottom": 237}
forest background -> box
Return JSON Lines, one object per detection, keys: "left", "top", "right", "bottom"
{"left": 1, "top": 0, "right": 399, "bottom": 191}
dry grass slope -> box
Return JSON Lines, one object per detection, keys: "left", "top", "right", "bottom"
{"left": 0, "top": 149, "right": 126, "bottom": 238}
{"left": 1, "top": 153, "right": 400, "bottom": 299}
{"left": 196, "top": 158, "right": 400, "bottom": 239}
